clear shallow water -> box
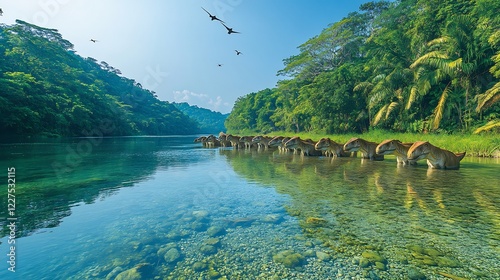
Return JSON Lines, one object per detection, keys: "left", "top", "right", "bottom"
{"left": 0, "top": 136, "right": 499, "bottom": 279}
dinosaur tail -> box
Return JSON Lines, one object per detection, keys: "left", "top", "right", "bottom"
{"left": 455, "top": 152, "right": 466, "bottom": 161}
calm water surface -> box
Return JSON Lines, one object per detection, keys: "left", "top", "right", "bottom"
{"left": 0, "top": 136, "right": 499, "bottom": 279}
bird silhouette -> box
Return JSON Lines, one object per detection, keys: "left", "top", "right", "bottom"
{"left": 201, "top": 7, "right": 224, "bottom": 23}
{"left": 0, "top": 8, "right": 3, "bottom": 16}
{"left": 220, "top": 22, "right": 240, "bottom": 34}
{"left": 90, "top": 39, "right": 98, "bottom": 43}
{"left": 217, "top": 64, "right": 223, "bottom": 67}
{"left": 235, "top": 50, "right": 242, "bottom": 55}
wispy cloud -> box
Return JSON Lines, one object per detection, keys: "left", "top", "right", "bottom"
{"left": 173, "top": 90, "right": 231, "bottom": 113}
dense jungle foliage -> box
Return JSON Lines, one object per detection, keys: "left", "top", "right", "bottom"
{"left": 173, "top": 102, "right": 229, "bottom": 133}
{"left": 225, "top": 0, "right": 500, "bottom": 135}
{"left": 0, "top": 20, "right": 199, "bottom": 137}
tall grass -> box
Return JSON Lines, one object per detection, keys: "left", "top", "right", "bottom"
{"left": 248, "top": 129, "right": 500, "bottom": 157}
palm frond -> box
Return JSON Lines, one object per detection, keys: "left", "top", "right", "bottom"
{"left": 410, "top": 51, "right": 449, "bottom": 69}
{"left": 473, "top": 120, "right": 500, "bottom": 134}
{"left": 490, "top": 52, "right": 500, "bottom": 78}
{"left": 433, "top": 84, "right": 451, "bottom": 130}
{"left": 406, "top": 86, "right": 418, "bottom": 110}
{"left": 447, "top": 58, "right": 462, "bottom": 71}
{"left": 372, "top": 74, "right": 387, "bottom": 83}
{"left": 369, "top": 88, "right": 393, "bottom": 109}
{"left": 427, "top": 36, "right": 450, "bottom": 47}
{"left": 386, "top": 102, "right": 399, "bottom": 119}
{"left": 476, "top": 82, "right": 500, "bottom": 112}
{"left": 353, "top": 81, "right": 373, "bottom": 92}
{"left": 372, "top": 104, "right": 388, "bottom": 125}
{"left": 487, "top": 30, "right": 500, "bottom": 47}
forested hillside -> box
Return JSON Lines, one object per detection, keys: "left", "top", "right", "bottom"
{"left": 173, "top": 102, "right": 228, "bottom": 133}
{"left": 226, "top": 0, "right": 500, "bottom": 135}
{"left": 0, "top": 20, "right": 199, "bottom": 137}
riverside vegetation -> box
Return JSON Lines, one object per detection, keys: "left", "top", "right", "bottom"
{"left": 264, "top": 130, "right": 500, "bottom": 157}
{"left": 225, "top": 0, "right": 500, "bottom": 138}
{"left": 0, "top": 20, "right": 226, "bottom": 137}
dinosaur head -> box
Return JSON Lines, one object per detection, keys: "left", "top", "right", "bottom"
{"left": 343, "top": 138, "right": 361, "bottom": 152}
{"left": 407, "top": 141, "right": 431, "bottom": 161}
{"left": 284, "top": 137, "right": 300, "bottom": 149}
{"left": 376, "top": 139, "right": 400, "bottom": 155}
{"left": 315, "top": 138, "right": 331, "bottom": 151}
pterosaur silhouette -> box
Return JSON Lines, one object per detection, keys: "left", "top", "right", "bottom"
{"left": 220, "top": 22, "right": 240, "bottom": 34}
{"left": 201, "top": 7, "right": 224, "bottom": 23}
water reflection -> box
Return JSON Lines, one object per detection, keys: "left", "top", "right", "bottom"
{"left": 0, "top": 136, "right": 207, "bottom": 238}
{"left": 0, "top": 138, "right": 498, "bottom": 279}
{"left": 220, "top": 149, "right": 500, "bottom": 279}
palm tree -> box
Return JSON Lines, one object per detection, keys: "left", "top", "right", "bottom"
{"left": 355, "top": 67, "right": 412, "bottom": 129}
{"left": 474, "top": 30, "right": 500, "bottom": 133}
{"left": 409, "top": 15, "right": 490, "bottom": 131}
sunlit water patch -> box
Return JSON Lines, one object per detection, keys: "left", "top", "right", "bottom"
{"left": 0, "top": 137, "right": 499, "bottom": 279}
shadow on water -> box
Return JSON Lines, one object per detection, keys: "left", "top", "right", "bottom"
{"left": 220, "top": 148, "right": 500, "bottom": 278}
{"left": 0, "top": 136, "right": 208, "bottom": 238}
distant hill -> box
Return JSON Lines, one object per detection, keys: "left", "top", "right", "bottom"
{"left": 173, "top": 102, "right": 228, "bottom": 134}
{"left": 0, "top": 20, "right": 199, "bottom": 137}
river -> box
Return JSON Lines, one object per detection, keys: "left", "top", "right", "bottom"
{"left": 0, "top": 136, "right": 498, "bottom": 279}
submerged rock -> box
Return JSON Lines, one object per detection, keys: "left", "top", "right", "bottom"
{"left": 304, "top": 249, "right": 315, "bottom": 257}
{"left": 436, "top": 256, "right": 460, "bottom": 267}
{"left": 105, "top": 266, "right": 124, "bottom": 280}
{"left": 114, "top": 263, "right": 153, "bottom": 280}
{"left": 421, "top": 257, "right": 437, "bottom": 266}
{"left": 166, "top": 229, "right": 190, "bottom": 241}
{"left": 361, "top": 250, "right": 387, "bottom": 263}
{"left": 204, "top": 238, "right": 221, "bottom": 247}
{"left": 207, "top": 268, "right": 221, "bottom": 279}
{"left": 305, "top": 217, "right": 328, "bottom": 227}
{"left": 423, "top": 248, "right": 442, "bottom": 257}
{"left": 272, "top": 250, "right": 306, "bottom": 268}
{"left": 374, "top": 261, "right": 386, "bottom": 271}
{"left": 191, "top": 221, "right": 208, "bottom": 231}
{"left": 192, "top": 210, "right": 209, "bottom": 220}
{"left": 261, "top": 214, "right": 283, "bottom": 224}
{"left": 315, "top": 251, "right": 331, "bottom": 261}
{"left": 164, "top": 248, "right": 181, "bottom": 263}
{"left": 406, "top": 244, "right": 425, "bottom": 254}
{"left": 157, "top": 243, "right": 177, "bottom": 256}
{"left": 207, "top": 225, "right": 226, "bottom": 237}
{"left": 227, "top": 217, "right": 256, "bottom": 227}
{"left": 407, "top": 267, "right": 427, "bottom": 280}
{"left": 192, "top": 261, "right": 208, "bottom": 272}
{"left": 359, "top": 257, "right": 371, "bottom": 268}
{"left": 200, "top": 244, "right": 218, "bottom": 255}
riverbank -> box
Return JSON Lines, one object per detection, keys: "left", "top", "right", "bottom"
{"left": 230, "top": 129, "right": 500, "bottom": 158}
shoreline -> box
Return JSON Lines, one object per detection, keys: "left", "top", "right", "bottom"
{"left": 225, "top": 129, "right": 500, "bottom": 158}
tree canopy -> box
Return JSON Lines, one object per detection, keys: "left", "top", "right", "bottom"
{"left": 173, "top": 102, "right": 228, "bottom": 133}
{"left": 0, "top": 20, "right": 199, "bottom": 137}
{"left": 226, "top": 0, "right": 500, "bottom": 135}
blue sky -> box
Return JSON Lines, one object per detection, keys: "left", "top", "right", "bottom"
{"left": 1, "top": 0, "right": 368, "bottom": 113}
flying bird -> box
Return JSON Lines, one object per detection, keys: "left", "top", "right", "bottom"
{"left": 220, "top": 22, "right": 240, "bottom": 34}
{"left": 235, "top": 50, "right": 242, "bottom": 55}
{"left": 0, "top": 8, "right": 3, "bottom": 16}
{"left": 217, "top": 64, "right": 223, "bottom": 67}
{"left": 201, "top": 7, "right": 224, "bottom": 23}
{"left": 90, "top": 39, "right": 98, "bottom": 43}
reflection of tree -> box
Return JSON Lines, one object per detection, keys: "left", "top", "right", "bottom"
{"left": 0, "top": 137, "right": 205, "bottom": 238}
{"left": 222, "top": 150, "right": 500, "bottom": 274}
{"left": 473, "top": 190, "right": 500, "bottom": 239}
